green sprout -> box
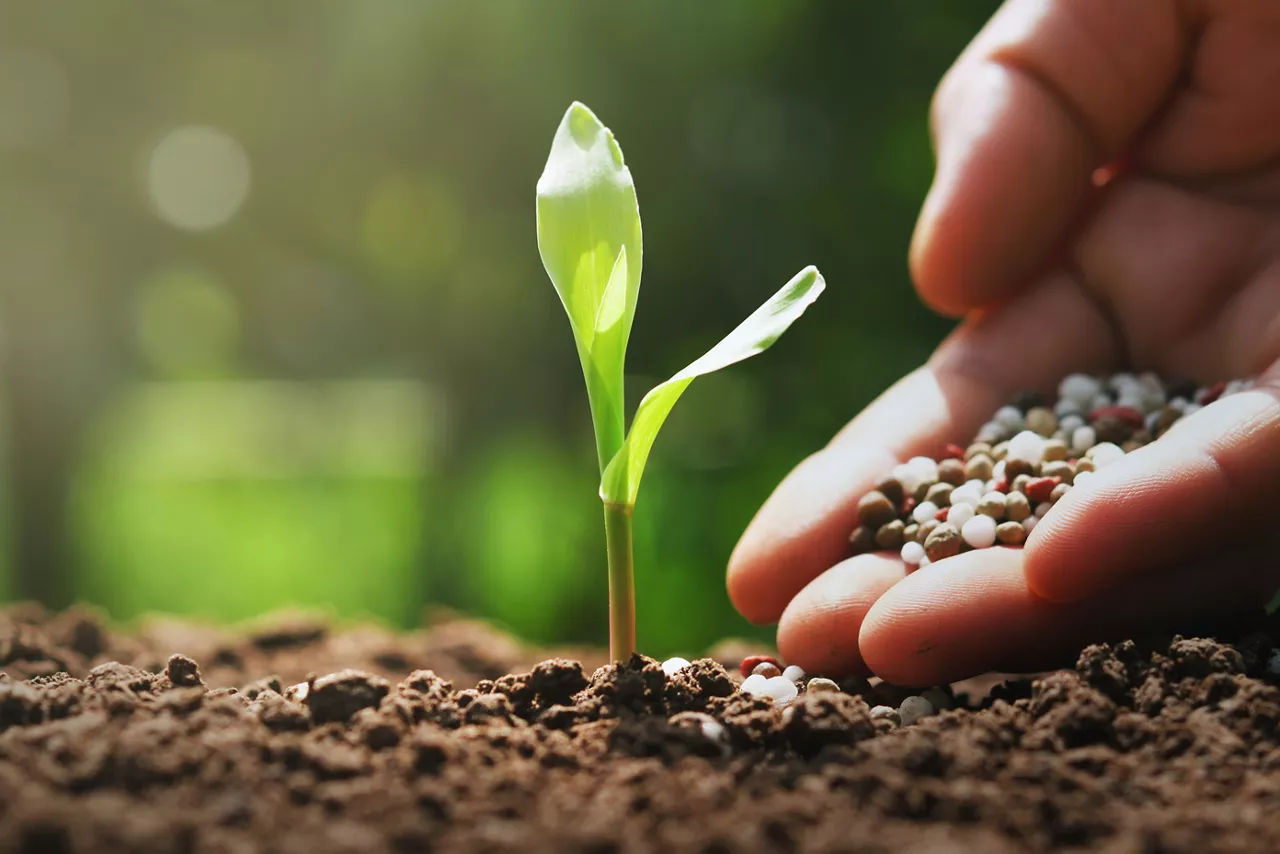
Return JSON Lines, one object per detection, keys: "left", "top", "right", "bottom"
{"left": 536, "top": 102, "right": 825, "bottom": 661}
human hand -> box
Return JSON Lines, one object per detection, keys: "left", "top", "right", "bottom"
{"left": 727, "top": 0, "right": 1280, "bottom": 686}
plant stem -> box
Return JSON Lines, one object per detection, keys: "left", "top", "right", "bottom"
{"left": 602, "top": 501, "right": 635, "bottom": 661}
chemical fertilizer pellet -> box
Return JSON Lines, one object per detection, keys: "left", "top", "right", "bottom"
{"left": 846, "top": 372, "right": 1258, "bottom": 570}
{"left": 920, "top": 687, "right": 956, "bottom": 711}
{"left": 869, "top": 705, "right": 902, "bottom": 726}
{"left": 661, "top": 657, "right": 691, "bottom": 677}
{"left": 899, "top": 695, "right": 936, "bottom": 726}
{"left": 996, "top": 520, "right": 1026, "bottom": 545}
{"left": 782, "top": 665, "right": 806, "bottom": 682}
{"left": 741, "top": 675, "right": 799, "bottom": 708}
{"left": 738, "top": 655, "right": 780, "bottom": 678}
{"left": 900, "top": 540, "right": 926, "bottom": 566}
{"left": 961, "top": 514, "right": 997, "bottom": 549}
{"left": 947, "top": 501, "right": 976, "bottom": 531}
{"left": 806, "top": 677, "right": 841, "bottom": 693}
{"left": 912, "top": 500, "right": 939, "bottom": 524}
{"left": 924, "top": 523, "right": 962, "bottom": 562}
{"left": 751, "top": 661, "right": 782, "bottom": 679}
{"left": 686, "top": 713, "right": 728, "bottom": 744}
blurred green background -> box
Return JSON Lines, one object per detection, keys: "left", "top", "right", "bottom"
{"left": 0, "top": 1, "right": 997, "bottom": 657}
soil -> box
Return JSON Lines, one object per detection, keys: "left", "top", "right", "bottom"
{"left": 4, "top": 603, "right": 1280, "bottom": 853}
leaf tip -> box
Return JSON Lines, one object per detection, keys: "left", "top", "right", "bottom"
{"left": 789, "top": 265, "right": 826, "bottom": 308}
{"left": 563, "top": 102, "right": 605, "bottom": 151}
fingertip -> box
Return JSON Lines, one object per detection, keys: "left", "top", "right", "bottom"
{"left": 725, "top": 540, "right": 779, "bottom": 626}
{"left": 908, "top": 183, "right": 972, "bottom": 320}
{"left": 1022, "top": 422, "right": 1260, "bottom": 604}
{"left": 859, "top": 548, "right": 1029, "bottom": 686}
{"left": 858, "top": 583, "right": 945, "bottom": 688}
{"left": 911, "top": 58, "right": 1103, "bottom": 316}
{"left": 775, "top": 554, "right": 907, "bottom": 678}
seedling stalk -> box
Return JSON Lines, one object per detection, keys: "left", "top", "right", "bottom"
{"left": 536, "top": 101, "right": 825, "bottom": 661}
{"left": 603, "top": 502, "right": 635, "bottom": 660}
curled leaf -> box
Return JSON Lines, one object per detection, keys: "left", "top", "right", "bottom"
{"left": 601, "top": 265, "right": 825, "bottom": 508}
{"left": 536, "top": 102, "right": 643, "bottom": 469}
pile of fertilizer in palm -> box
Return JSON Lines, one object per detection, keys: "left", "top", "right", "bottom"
{"left": 848, "top": 372, "right": 1256, "bottom": 567}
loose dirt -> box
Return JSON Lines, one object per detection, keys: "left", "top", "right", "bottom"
{"left": 3, "top": 603, "right": 1280, "bottom": 853}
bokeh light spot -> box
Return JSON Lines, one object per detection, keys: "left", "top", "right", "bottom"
{"left": 147, "top": 125, "right": 251, "bottom": 231}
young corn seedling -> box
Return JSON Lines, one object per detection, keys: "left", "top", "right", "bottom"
{"left": 536, "top": 102, "right": 825, "bottom": 661}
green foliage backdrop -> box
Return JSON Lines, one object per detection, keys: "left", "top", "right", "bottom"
{"left": 0, "top": 1, "right": 998, "bottom": 657}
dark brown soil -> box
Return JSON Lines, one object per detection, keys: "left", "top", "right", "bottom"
{"left": 4, "top": 604, "right": 1280, "bottom": 853}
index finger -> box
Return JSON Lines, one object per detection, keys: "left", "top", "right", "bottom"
{"left": 910, "top": 0, "right": 1183, "bottom": 316}
{"left": 726, "top": 271, "right": 1119, "bottom": 625}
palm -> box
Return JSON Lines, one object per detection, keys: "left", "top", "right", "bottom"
{"left": 1060, "top": 175, "right": 1279, "bottom": 385}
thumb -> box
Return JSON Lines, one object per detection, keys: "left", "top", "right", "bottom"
{"left": 1024, "top": 362, "right": 1280, "bottom": 603}
{"left": 910, "top": 0, "right": 1184, "bottom": 316}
